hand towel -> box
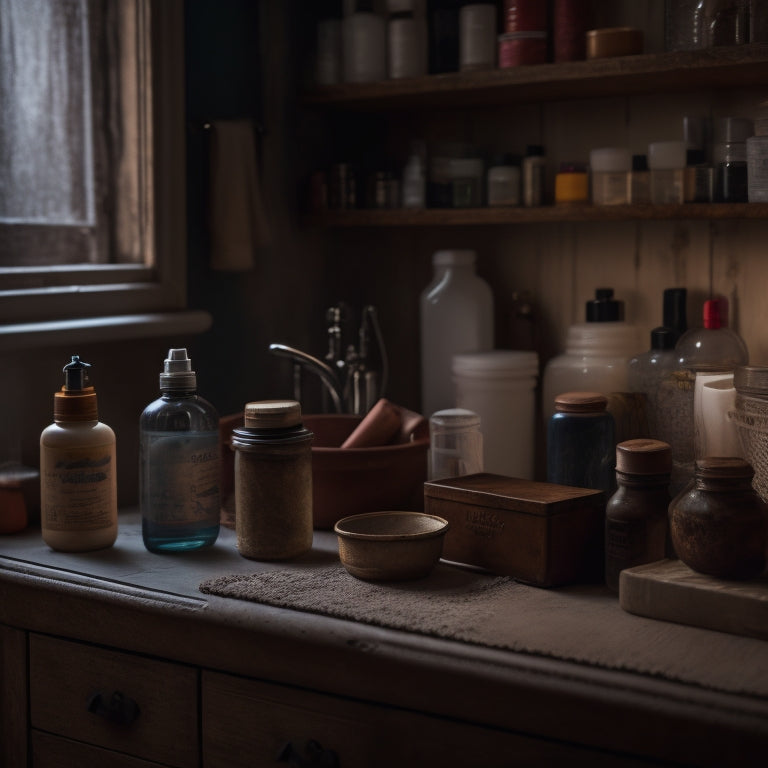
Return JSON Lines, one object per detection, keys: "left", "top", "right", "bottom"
{"left": 208, "top": 119, "right": 270, "bottom": 271}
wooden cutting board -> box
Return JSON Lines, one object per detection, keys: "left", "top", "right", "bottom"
{"left": 619, "top": 559, "right": 768, "bottom": 641}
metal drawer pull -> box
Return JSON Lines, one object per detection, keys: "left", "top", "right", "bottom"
{"left": 86, "top": 690, "right": 141, "bottom": 726}
{"left": 277, "top": 739, "right": 339, "bottom": 767}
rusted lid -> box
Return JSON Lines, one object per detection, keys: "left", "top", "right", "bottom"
{"left": 616, "top": 439, "right": 672, "bottom": 474}
{"left": 554, "top": 392, "right": 608, "bottom": 413}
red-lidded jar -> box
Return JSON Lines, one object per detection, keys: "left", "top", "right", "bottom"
{"left": 552, "top": 0, "right": 591, "bottom": 62}
{"left": 669, "top": 457, "right": 768, "bottom": 580}
{"left": 498, "top": 31, "right": 547, "bottom": 67}
{"left": 503, "top": 0, "right": 547, "bottom": 34}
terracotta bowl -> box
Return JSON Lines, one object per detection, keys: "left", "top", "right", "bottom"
{"left": 219, "top": 413, "right": 429, "bottom": 530}
{"left": 334, "top": 510, "right": 449, "bottom": 581}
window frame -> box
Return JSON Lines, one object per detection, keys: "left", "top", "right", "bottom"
{"left": 0, "top": 0, "right": 187, "bottom": 326}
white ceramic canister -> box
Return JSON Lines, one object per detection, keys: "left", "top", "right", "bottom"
{"left": 452, "top": 350, "right": 539, "bottom": 479}
{"left": 542, "top": 321, "right": 640, "bottom": 424}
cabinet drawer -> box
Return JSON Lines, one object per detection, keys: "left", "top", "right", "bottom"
{"left": 29, "top": 634, "right": 198, "bottom": 768}
{"left": 32, "top": 730, "right": 170, "bottom": 768}
{"left": 202, "top": 671, "right": 656, "bottom": 768}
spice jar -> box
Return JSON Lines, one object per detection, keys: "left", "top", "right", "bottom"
{"left": 232, "top": 400, "right": 314, "bottom": 560}
{"left": 669, "top": 457, "right": 768, "bottom": 580}
{"left": 605, "top": 439, "right": 672, "bottom": 592}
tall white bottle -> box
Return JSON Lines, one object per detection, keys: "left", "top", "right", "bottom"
{"left": 420, "top": 249, "right": 494, "bottom": 418}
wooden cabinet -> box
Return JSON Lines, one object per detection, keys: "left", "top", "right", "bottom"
{"left": 202, "top": 671, "right": 657, "bottom": 768}
{"left": 28, "top": 635, "right": 198, "bottom": 768}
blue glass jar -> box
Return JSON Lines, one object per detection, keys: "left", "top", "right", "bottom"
{"left": 546, "top": 391, "right": 616, "bottom": 496}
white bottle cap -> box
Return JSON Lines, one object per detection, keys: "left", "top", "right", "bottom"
{"left": 590, "top": 148, "right": 631, "bottom": 173}
{"left": 648, "top": 141, "right": 687, "bottom": 170}
{"left": 432, "top": 250, "right": 476, "bottom": 266}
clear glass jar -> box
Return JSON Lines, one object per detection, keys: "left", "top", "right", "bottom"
{"left": 428, "top": 408, "right": 483, "bottom": 480}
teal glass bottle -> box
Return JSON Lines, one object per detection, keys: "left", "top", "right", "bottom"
{"left": 140, "top": 348, "right": 220, "bottom": 552}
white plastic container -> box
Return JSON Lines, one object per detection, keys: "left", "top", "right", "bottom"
{"left": 590, "top": 147, "right": 631, "bottom": 205}
{"left": 420, "top": 250, "right": 494, "bottom": 419}
{"left": 459, "top": 3, "right": 497, "bottom": 71}
{"left": 342, "top": 4, "right": 386, "bottom": 83}
{"left": 453, "top": 350, "right": 539, "bottom": 479}
{"left": 747, "top": 135, "right": 768, "bottom": 202}
{"left": 648, "top": 141, "right": 687, "bottom": 204}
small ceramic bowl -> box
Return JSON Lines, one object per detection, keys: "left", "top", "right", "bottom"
{"left": 334, "top": 511, "right": 449, "bottom": 581}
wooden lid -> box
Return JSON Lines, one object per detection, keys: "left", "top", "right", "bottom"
{"left": 554, "top": 392, "right": 607, "bottom": 413}
{"left": 616, "top": 439, "right": 672, "bottom": 474}
{"left": 244, "top": 400, "right": 302, "bottom": 429}
{"left": 424, "top": 473, "right": 603, "bottom": 517}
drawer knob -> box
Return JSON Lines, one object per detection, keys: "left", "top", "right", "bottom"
{"left": 87, "top": 690, "right": 141, "bottom": 726}
{"left": 277, "top": 739, "right": 339, "bottom": 767}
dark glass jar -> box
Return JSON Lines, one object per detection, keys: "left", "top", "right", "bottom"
{"left": 669, "top": 457, "right": 768, "bottom": 580}
{"left": 546, "top": 392, "right": 615, "bottom": 496}
{"left": 232, "top": 400, "right": 314, "bottom": 560}
{"left": 605, "top": 439, "right": 672, "bottom": 592}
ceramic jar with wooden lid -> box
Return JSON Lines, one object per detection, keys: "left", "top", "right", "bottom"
{"left": 605, "top": 439, "right": 672, "bottom": 592}
{"left": 231, "top": 400, "right": 314, "bottom": 560}
{"left": 669, "top": 457, "right": 768, "bottom": 580}
{"left": 546, "top": 391, "right": 616, "bottom": 496}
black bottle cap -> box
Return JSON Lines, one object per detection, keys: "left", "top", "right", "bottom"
{"left": 586, "top": 288, "right": 622, "bottom": 322}
{"left": 526, "top": 144, "right": 545, "bottom": 157}
{"left": 632, "top": 154, "right": 648, "bottom": 171}
{"left": 663, "top": 287, "right": 687, "bottom": 342}
{"left": 650, "top": 326, "right": 676, "bottom": 350}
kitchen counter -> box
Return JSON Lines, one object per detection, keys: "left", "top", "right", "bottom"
{"left": 1, "top": 511, "right": 768, "bottom": 767}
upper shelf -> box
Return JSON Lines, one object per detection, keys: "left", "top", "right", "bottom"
{"left": 304, "top": 43, "right": 768, "bottom": 110}
{"left": 310, "top": 203, "right": 768, "bottom": 228}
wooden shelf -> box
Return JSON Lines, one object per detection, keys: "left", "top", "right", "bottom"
{"left": 305, "top": 44, "right": 768, "bottom": 110}
{"left": 309, "top": 203, "right": 768, "bottom": 228}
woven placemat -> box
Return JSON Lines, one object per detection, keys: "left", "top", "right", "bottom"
{"left": 200, "top": 562, "right": 768, "bottom": 699}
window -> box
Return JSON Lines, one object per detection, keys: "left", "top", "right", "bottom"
{"left": 0, "top": 0, "right": 191, "bottom": 334}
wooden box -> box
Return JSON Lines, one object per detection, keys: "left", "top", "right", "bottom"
{"left": 424, "top": 473, "right": 605, "bottom": 587}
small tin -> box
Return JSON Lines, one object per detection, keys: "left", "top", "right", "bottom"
{"left": 424, "top": 473, "right": 604, "bottom": 587}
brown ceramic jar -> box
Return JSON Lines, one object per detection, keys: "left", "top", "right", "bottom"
{"left": 669, "top": 457, "right": 768, "bottom": 580}
{"left": 605, "top": 439, "right": 672, "bottom": 592}
{"left": 231, "top": 400, "right": 314, "bottom": 560}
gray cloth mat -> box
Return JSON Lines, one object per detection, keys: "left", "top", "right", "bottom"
{"left": 200, "top": 562, "right": 768, "bottom": 699}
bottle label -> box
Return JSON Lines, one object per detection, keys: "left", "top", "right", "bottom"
{"left": 42, "top": 443, "right": 116, "bottom": 531}
{"left": 141, "top": 431, "right": 220, "bottom": 526}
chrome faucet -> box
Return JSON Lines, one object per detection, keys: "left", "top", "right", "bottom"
{"left": 269, "top": 304, "right": 388, "bottom": 415}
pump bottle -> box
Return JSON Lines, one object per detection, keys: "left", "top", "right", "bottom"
{"left": 40, "top": 356, "right": 118, "bottom": 551}
{"left": 140, "top": 348, "right": 220, "bottom": 552}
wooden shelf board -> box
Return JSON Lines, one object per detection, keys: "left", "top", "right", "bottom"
{"left": 304, "top": 44, "right": 768, "bottom": 110}
{"left": 308, "top": 203, "right": 768, "bottom": 228}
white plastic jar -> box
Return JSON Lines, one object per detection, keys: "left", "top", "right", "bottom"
{"left": 542, "top": 321, "right": 641, "bottom": 424}
{"left": 452, "top": 350, "right": 539, "bottom": 479}
{"left": 590, "top": 147, "right": 631, "bottom": 205}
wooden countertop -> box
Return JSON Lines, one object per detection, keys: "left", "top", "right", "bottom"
{"left": 2, "top": 511, "right": 768, "bottom": 766}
